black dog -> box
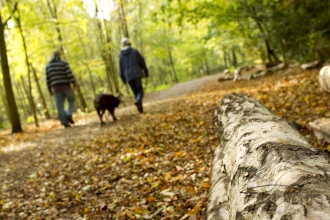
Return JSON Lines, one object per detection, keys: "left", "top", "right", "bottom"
{"left": 94, "top": 94, "right": 121, "bottom": 125}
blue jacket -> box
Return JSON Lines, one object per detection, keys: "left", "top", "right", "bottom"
{"left": 119, "top": 47, "right": 148, "bottom": 83}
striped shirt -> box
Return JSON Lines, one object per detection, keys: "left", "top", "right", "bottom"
{"left": 46, "top": 57, "right": 76, "bottom": 93}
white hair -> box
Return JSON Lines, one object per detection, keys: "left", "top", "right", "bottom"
{"left": 120, "top": 37, "right": 131, "bottom": 47}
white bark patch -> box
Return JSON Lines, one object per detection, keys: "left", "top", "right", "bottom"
{"left": 208, "top": 93, "right": 330, "bottom": 220}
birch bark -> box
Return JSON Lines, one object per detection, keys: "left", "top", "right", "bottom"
{"left": 208, "top": 93, "right": 330, "bottom": 220}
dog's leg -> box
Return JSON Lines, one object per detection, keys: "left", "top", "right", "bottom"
{"left": 109, "top": 108, "right": 117, "bottom": 121}
{"left": 97, "top": 108, "right": 105, "bottom": 125}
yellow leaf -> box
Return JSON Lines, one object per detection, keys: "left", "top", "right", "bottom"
{"left": 187, "top": 205, "right": 200, "bottom": 215}
{"left": 48, "top": 192, "right": 56, "bottom": 199}
{"left": 146, "top": 196, "right": 155, "bottom": 203}
{"left": 166, "top": 206, "right": 175, "bottom": 213}
{"left": 185, "top": 186, "right": 195, "bottom": 195}
{"left": 153, "top": 181, "right": 160, "bottom": 188}
{"left": 126, "top": 210, "right": 134, "bottom": 218}
{"left": 174, "top": 175, "right": 183, "bottom": 181}
{"left": 75, "top": 192, "right": 81, "bottom": 201}
{"left": 84, "top": 207, "right": 89, "bottom": 213}
{"left": 175, "top": 151, "right": 183, "bottom": 157}
{"left": 164, "top": 172, "right": 171, "bottom": 182}
{"left": 202, "top": 182, "right": 210, "bottom": 189}
{"left": 134, "top": 207, "right": 144, "bottom": 214}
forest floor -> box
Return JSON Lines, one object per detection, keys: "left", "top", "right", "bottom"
{"left": 0, "top": 67, "right": 329, "bottom": 219}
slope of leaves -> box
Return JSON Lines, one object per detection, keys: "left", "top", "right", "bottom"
{"left": 0, "top": 67, "right": 329, "bottom": 219}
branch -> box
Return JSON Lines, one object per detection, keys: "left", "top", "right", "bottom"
{"left": 3, "top": 2, "right": 18, "bottom": 26}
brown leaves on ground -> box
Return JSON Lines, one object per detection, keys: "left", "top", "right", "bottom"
{"left": 0, "top": 67, "right": 328, "bottom": 219}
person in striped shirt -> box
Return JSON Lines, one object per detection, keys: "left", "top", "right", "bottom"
{"left": 46, "top": 50, "right": 77, "bottom": 128}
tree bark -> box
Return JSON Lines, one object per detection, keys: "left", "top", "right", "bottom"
{"left": 94, "top": 2, "right": 114, "bottom": 94}
{"left": 16, "top": 79, "right": 30, "bottom": 118}
{"left": 75, "top": 77, "right": 88, "bottom": 112}
{"left": 209, "top": 93, "right": 330, "bottom": 220}
{"left": 166, "top": 44, "right": 178, "bottom": 83}
{"left": 232, "top": 47, "right": 237, "bottom": 67}
{"left": 30, "top": 65, "right": 51, "bottom": 119}
{"left": 16, "top": 9, "right": 39, "bottom": 127}
{"left": 0, "top": 13, "right": 22, "bottom": 133}
{"left": 118, "top": 0, "right": 129, "bottom": 38}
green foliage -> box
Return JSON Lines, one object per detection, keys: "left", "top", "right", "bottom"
{"left": 0, "top": 0, "right": 329, "bottom": 128}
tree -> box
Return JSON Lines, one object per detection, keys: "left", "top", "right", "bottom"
{"left": 210, "top": 93, "right": 330, "bottom": 219}
{"left": 0, "top": 4, "right": 22, "bottom": 133}
{"left": 14, "top": 5, "right": 39, "bottom": 127}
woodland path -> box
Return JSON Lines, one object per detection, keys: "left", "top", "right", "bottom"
{"left": 0, "top": 72, "right": 224, "bottom": 219}
{"left": 0, "top": 68, "right": 326, "bottom": 219}
{"left": 143, "top": 73, "right": 223, "bottom": 102}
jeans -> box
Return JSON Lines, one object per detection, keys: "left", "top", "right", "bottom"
{"left": 128, "top": 78, "right": 144, "bottom": 104}
{"left": 53, "top": 89, "right": 76, "bottom": 125}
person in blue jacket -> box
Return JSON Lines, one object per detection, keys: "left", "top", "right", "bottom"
{"left": 119, "top": 38, "right": 148, "bottom": 113}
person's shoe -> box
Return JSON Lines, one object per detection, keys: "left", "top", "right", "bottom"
{"left": 63, "top": 124, "right": 71, "bottom": 128}
{"left": 135, "top": 102, "right": 144, "bottom": 113}
{"left": 66, "top": 115, "right": 74, "bottom": 124}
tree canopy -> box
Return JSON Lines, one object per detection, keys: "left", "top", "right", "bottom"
{"left": 0, "top": 0, "right": 329, "bottom": 131}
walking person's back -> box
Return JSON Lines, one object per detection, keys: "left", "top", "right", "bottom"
{"left": 46, "top": 50, "right": 77, "bottom": 128}
{"left": 119, "top": 38, "right": 148, "bottom": 113}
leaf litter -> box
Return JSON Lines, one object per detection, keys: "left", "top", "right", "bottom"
{"left": 0, "top": 67, "right": 329, "bottom": 219}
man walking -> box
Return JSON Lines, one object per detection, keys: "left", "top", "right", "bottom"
{"left": 119, "top": 38, "right": 148, "bottom": 113}
{"left": 46, "top": 50, "right": 77, "bottom": 128}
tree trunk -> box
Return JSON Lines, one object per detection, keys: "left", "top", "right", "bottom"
{"left": 232, "top": 47, "right": 237, "bottom": 67}
{"left": 166, "top": 44, "right": 178, "bottom": 83}
{"left": 76, "top": 30, "right": 96, "bottom": 97}
{"left": 16, "top": 10, "right": 38, "bottom": 127}
{"left": 30, "top": 65, "right": 51, "bottom": 119}
{"left": 19, "top": 77, "right": 33, "bottom": 114}
{"left": 223, "top": 50, "right": 228, "bottom": 68}
{"left": 118, "top": 0, "right": 129, "bottom": 38}
{"left": 16, "top": 79, "right": 30, "bottom": 118}
{"left": 0, "top": 14, "right": 22, "bottom": 133}
{"left": 103, "top": 19, "right": 119, "bottom": 93}
{"left": 94, "top": 2, "right": 114, "bottom": 93}
{"left": 243, "top": 1, "right": 280, "bottom": 64}
{"left": 204, "top": 52, "right": 211, "bottom": 75}
{"left": 280, "top": 40, "right": 288, "bottom": 65}
{"left": 45, "top": 0, "right": 65, "bottom": 55}
{"left": 209, "top": 93, "right": 330, "bottom": 219}
{"left": 75, "top": 78, "right": 88, "bottom": 112}
{"left": 0, "top": 84, "right": 10, "bottom": 123}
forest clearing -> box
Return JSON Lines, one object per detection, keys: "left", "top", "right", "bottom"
{"left": 1, "top": 67, "right": 329, "bottom": 219}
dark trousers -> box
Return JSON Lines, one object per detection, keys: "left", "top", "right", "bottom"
{"left": 128, "top": 78, "right": 144, "bottom": 104}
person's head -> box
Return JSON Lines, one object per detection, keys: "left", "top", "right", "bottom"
{"left": 120, "top": 37, "right": 131, "bottom": 47}
{"left": 50, "top": 50, "right": 61, "bottom": 62}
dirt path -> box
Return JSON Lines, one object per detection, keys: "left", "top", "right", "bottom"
{"left": 144, "top": 73, "right": 223, "bottom": 102}
{"left": 1, "top": 69, "right": 323, "bottom": 219}
{"left": 0, "top": 73, "right": 223, "bottom": 219}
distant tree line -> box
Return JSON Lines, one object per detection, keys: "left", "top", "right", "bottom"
{"left": 0, "top": 0, "right": 329, "bottom": 133}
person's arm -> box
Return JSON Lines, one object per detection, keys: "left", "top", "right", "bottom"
{"left": 119, "top": 58, "right": 127, "bottom": 84}
{"left": 64, "top": 62, "right": 77, "bottom": 88}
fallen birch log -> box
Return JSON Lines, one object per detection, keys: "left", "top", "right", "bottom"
{"left": 208, "top": 93, "right": 330, "bottom": 220}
